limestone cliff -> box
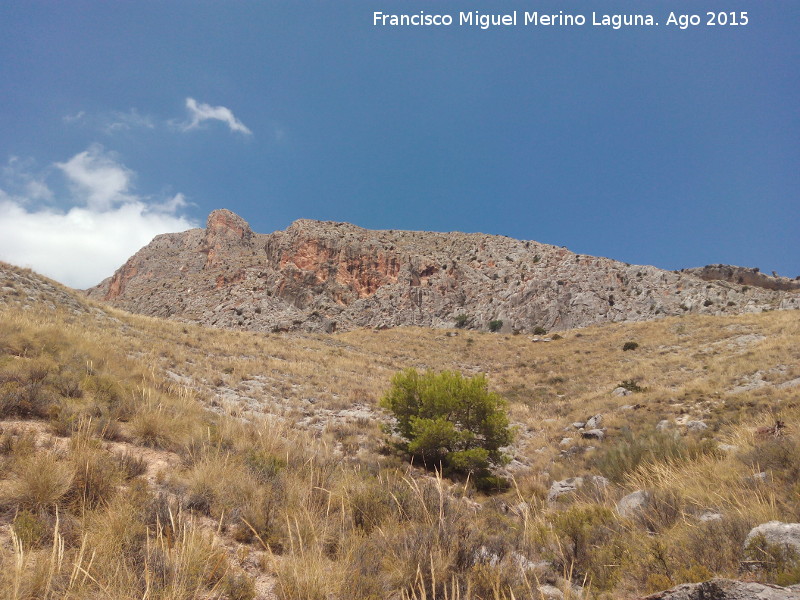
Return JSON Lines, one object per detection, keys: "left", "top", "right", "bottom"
{"left": 85, "top": 210, "right": 800, "bottom": 333}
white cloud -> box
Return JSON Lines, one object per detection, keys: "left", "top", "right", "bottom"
{"left": 182, "top": 97, "right": 252, "bottom": 135}
{"left": 0, "top": 148, "right": 197, "bottom": 289}
{"left": 63, "top": 108, "right": 155, "bottom": 135}
{"left": 103, "top": 108, "right": 155, "bottom": 134}
{"left": 64, "top": 102, "right": 253, "bottom": 137}
{"left": 56, "top": 145, "right": 134, "bottom": 211}
{"left": 1, "top": 156, "right": 53, "bottom": 204}
{"left": 63, "top": 111, "right": 86, "bottom": 124}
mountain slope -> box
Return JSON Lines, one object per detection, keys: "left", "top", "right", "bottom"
{"left": 86, "top": 209, "right": 799, "bottom": 333}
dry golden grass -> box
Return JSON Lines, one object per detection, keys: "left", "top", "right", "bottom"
{"left": 1, "top": 263, "right": 799, "bottom": 598}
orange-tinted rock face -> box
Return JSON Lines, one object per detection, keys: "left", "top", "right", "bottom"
{"left": 334, "top": 252, "right": 401, "bottom": 298}
{"left": 279, "top": 239, "right": 401, "bottom": 302}
{"left": 104, "top": 260, "right": 139, "bottom": 300}
{"left": 202, "top": 209, "right": 254, "bottom": 269}
{"left": 215, "top": 270, "right": 247, "bottom": 290}
{"left": 206, "top": 209, "right": 252, "bottom": 240}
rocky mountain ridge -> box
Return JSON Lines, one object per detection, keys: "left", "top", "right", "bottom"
{"left": 86, "top": 209, "right": 800, "bottom": 333}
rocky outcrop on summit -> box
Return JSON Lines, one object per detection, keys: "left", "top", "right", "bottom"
{"left": 684, "top": 265, "right": 800, "bottom": 292}
{"left": 86, "top": 210, "right": 800, "bottom": 334}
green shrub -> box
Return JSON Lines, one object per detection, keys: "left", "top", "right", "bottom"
{"left": 532, "top": 326, "right": 547, "bottom": 335}
{"left": 488, "top": 320, "right": 503, "bottom": 333}
{"left": 622, "top": 341, "right": 639, "bottom": 351}
{"left": 12, "top": 509, "right": 50, "bottom": 548}
{"left": 454, "top": 314, "right": 469, "bottom": 329}
{"left": 380, "top": 369, "right": 512, "bottom": 483}
{"left": 619, "top": 379, "right": 647, "bottom": 393}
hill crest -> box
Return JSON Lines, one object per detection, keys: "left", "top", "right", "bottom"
{"left": 85, "top": 209, "right": 799, "bottom": 333}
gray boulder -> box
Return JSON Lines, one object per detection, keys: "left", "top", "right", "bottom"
{"left": 586, "top": 414, "right": 604, "bottom": 429}
{"left": 581, "top": 429, "right": 605, "bottom": 441}
{"left": 536, "top": 585, "right": 564, "bottom": 600}
{"left": 697, "top": 511, "right": 723, "bottom": 522}
{"left": 640, "top": 578, "right": 800, "bottom": 599}
{"left": 685, "top": 420, "right": 708, "bottom": 431}
{"left": 745, "top": 521, "right": 800, "bottom": 555}
{"left": 548, "top": 477, "right": 584, "bottom": 501}
{"left": 547, "top": 475, "right": 608, "bottom": 502}
{"left": 617, "top": 490, "right": 651, "bottom": 518}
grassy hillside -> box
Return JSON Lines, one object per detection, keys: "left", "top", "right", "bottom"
{"left": 1, "top": 262, "right": 799, "bottom": 599}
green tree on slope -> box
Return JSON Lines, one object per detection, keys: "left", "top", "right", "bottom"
{"left": 380, "top": 369, "right": 512, "bottom": 489}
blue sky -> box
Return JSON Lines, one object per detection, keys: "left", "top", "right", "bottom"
{"left": 0, "top": 1, "right": 797, "bottom": 288}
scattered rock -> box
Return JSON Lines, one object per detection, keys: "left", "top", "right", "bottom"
{"left": 617, "top": 490, "right": 651, "bottom": 518}
{"left": 548, "top": 477, "right": 584, "bottom": 501}
{"left": 572, "top": 421, "right": 586, "bottom": 429}
{"left": 612, "top": 386, "right": 633, "bottom": 396}
{"left": 698, "top": 511, "right": 723, "bottom": 522}
{"left": 777, "top": 377, "right": 800, "bottom": 389}
{"left": 472, "top": 546, "right": 501, "bottom": 567}
{"left": 685, "top": 420, "right": 708, "bottom": 431}
{"left": 560, "top": 446, "right": 587, "bottom": 458}
{"left": 640, "top": 578, "right": 800, "bottom": 599}
{"left": 536, "top": 585, "right": 564, "bottom": 600}
{"left": 547, "top": 475, "right": 608, "bottom": 502}
{"left": 656, "top": 419, "right": 670, "bottom": 431}
{"left": 745, "top": 521, "right": 800, "bottom": 555}
{"left": 559, "top": 437, "right": 573, "bottom": 446}
{"left": 586, "top": 414, "right": 603, "bottom": 429}
{"left": 508, "top": 502, "right": 529, "bottom": 518}
{"left": 718, "top": 443, "right": 738, "bottom": 453}
{"left": 581, "top": 429, "right": 605, "bottom": 441}
{"left": 745, "top": 471, "right": 769, "bottom": 484}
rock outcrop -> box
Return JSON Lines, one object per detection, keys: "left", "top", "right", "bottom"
{"left": 746, "top": 522, "right": 800, "bottom": 555}
{"left": 640, "top": 578, "right": 800, "bottom": 600}
{"left": 86, "top": 209, "right": 800, "bottom": 334}
{"left": 684, "top": 265, "right": 800, "bottom": 292}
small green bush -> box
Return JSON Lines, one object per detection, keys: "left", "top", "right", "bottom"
{"left": 532, "top": 326, "right": 547, "bottom": 335}
{"left": 619, "top": 379, "right": 647, "bottom": 393}
{"left": 622, "top": 341, "right": 639, "bottom": 351}
{"left": 380, "top": 369, "right": 512, "bottom": 484}
{"left": 488, "top": 320, "right": 503, "bottom": 333}
{"left": 454, "top": 314, "right": 469, "bottom": 329}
